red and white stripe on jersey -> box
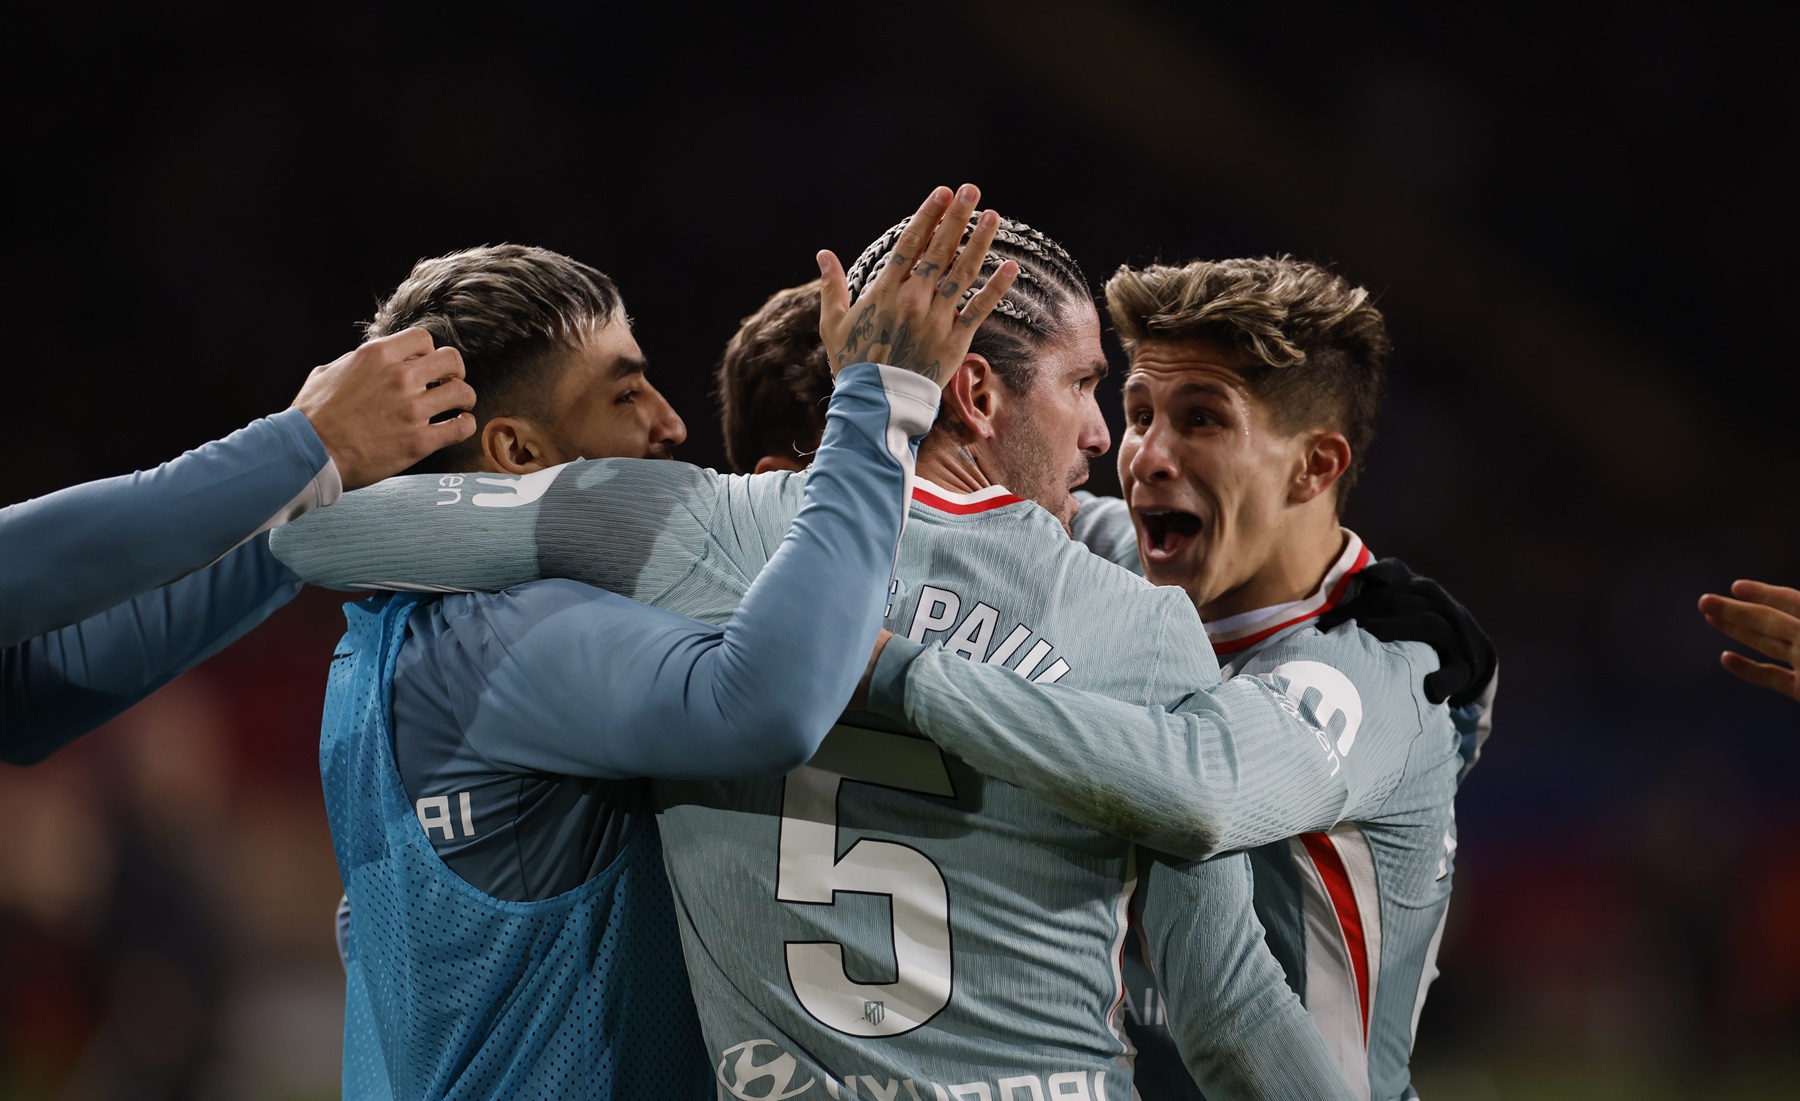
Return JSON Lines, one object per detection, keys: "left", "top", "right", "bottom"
{"left": 1206, "top": 531, "right": 1372, "bottom": 656}
{"left": 910, "top": 477, "right": 1023, "bottom": 515}
{"left": 1290, "top": 823, "right": 1382, "bottom": 1101}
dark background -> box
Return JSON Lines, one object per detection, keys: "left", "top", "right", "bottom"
{"left": 4, "top": 2, "right": 1797, "bottom": 1097}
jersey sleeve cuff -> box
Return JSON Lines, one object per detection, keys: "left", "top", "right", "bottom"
{"left": 842, "top": 363, "right": 942, "bottom": 441}
{"left": 866, "top": 634, "right": 928, "bottom": 721}
{"left": 260, "top": 407, "right": 344, "bottom": 531}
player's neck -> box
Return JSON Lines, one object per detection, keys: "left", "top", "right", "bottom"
{"left": 1198, "top": 515, "right": 1348, "bottom": 623}
{"left": 916, "top": 432, "right": 995, "bottom": 494}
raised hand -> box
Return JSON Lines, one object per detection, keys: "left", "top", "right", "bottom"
{"left": 1699, "top": 579, "right": 1800, "bottom": 702}
{"left": 291, "top": 327, "right": 478, "bottom": 489}
{"left": 817, "top": 183, "right": 1020, "bottom": 387}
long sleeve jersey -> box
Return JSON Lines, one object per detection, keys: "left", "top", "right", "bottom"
{"left": 272, "top": 446, "right": 1356, "bottom": 1099}
{"left": 907, "top": 496, "right": 1481, "bottom": 1101}
{"left": 2, "top": 408, "right": 339, "bottom": 761}
{"left": 328, "top": 361, "right": 945, "bottom": 1100}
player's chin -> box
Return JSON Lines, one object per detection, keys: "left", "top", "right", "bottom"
{"left": 1143, "top": 533, "right": 1212, "bottom": 595}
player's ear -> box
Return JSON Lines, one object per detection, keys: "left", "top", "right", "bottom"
{"left": 482, "top": 416, "right": 559, "bottom": 474}
{"left": 1291, "top": 429, "right": 1351, "bottom": 505}
{"left": 942, "top": 353, "right": 999, "bottom": 441}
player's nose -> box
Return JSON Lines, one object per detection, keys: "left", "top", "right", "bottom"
{"left": 1078, "top": 399, "right": 1110, "bottom": 458}
{"left": 645, "top": 385, "right": 687, "bottom": 453}
{"left": 1127, "top": 421, "right": 1178, "bottom": 482}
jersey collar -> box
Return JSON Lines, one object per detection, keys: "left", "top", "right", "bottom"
{"left": 1206, "top": 530, "right": 1372, "bottom": 655}
{"left": 911, "top": 476, "right": 1024, "bottom": 515}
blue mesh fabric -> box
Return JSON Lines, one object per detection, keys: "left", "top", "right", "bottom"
{"left": 322, "top": 594, "right": 709, "bottom": 1099}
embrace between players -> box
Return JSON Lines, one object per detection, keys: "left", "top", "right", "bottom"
{"left": 8, "top": 180, "right": 1682, "bottom": 1099}
{"left": 262, "top": 184, "right": 1491, "bottom": 1101}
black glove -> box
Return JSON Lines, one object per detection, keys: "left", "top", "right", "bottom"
{"left": 1316, "top": 557, "right": 1496, "bottom": 709}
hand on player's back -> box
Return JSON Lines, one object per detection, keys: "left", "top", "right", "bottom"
{"left": 1699, "top": 579, "right": 1800, "bottom": 703}
{"left": 291, "top": 327, "right": 478, "bottom": 489}
{"left": 1318, "top": 557, "right": 1497, "bottom": 708}
{"left": 817, "top": 183, "right": 1019, "bottom": 387}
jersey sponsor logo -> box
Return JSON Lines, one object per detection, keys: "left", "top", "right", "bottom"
{"left": 1259, "top": 660, "right": 1364, "bottom": 777}
{"left": 902, "top": 584, "right": 1071, "bottom": 684}
{"left": 716, "top": 1041, "right": 1117, "bottom": 1101}
{"left": 716, "top": 1040, "right": 815, "bottom": 1101}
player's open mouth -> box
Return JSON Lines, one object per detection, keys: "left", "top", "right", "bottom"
{"left": 1138, "top": 508, "right": 1202, "bottom": 561}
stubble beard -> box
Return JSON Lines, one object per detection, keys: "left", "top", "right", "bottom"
{"left": 992, "top": 415, "right": 1090, "bottom": 533}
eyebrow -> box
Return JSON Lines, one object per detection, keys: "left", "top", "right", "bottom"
{"left": 609, "top": 354, "right": 649, "bottom": 381}
{"left": 1087, "top": 359, "right": 1110, "bottom": 382}
{"left": 1122, "top": 376, "right": 1234, "bottom": 401}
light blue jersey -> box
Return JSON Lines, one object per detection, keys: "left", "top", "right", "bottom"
{"left": 306, "top": 363, "right": 945, "bottom": 1099}
{"left": 326, "top": 591, "right": 708, "bottom": 1099}
{"left": 2, "top": 408, "right": 338, "bottom": 760}
{"left": 879, "top": 508, "right": 1481, "bottom": 1101}
{"left": 275, "top": 460, "right": 1356, "bottom": 1099}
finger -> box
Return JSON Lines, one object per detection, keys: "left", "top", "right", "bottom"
{"left": 374, "top": 326, "right": 436, "bottom": 362}
{"left": 913, "top": 183, "right": 980, "bottom": 285}
{"left": 1702, "top": 602, "right": 1799, "bottom": 656}
{"left": 873, "top": 186, "right": 953, "bottom": 294}
{"left": 1702, "top": 614, "right": 1792, "bottom": 662}
{"left": 943, "top": 207, "right": 1002, "bottom": 304}
{"left": 1732, "top": 579, "right": 1800, "bottom": 619}
{"left": 958, "top": 259, "right": 1020, "bottom": 330}
{"left": 421, "top": 378, "right": 477, "bottom": 417}
{"left": 1720, "top": 652, "right": 1798, "bottom": 698}
{"left": 421, "top": 410, "right": 477, "bottom": 448}
{"left": 407, "top": 346, "right": 466, "bottom": 386}
{"left": 817, "top": 250, "right": 851, "bottom": 336}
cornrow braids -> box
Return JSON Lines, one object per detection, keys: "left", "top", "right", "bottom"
{"left": 1105, "top": 256, "right": 1391, "bottom": 510}
{"left": 842, "top": 214, "right": 1090, "bottom": 395}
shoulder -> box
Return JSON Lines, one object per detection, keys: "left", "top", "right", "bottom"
{"left": 1236, "top": 623, "right": 1444, "bottom": 741}
{"left": 1070, "top": 493, "right": 1140, "bottom": 572}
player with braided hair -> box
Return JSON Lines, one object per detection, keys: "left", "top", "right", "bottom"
{"left": 833, "top": 212, "right": 1109, "bottom": 530}
{"left": 274, "top": 202, "right": 1360, "bottom": 1098}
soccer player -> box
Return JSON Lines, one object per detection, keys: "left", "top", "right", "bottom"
{"left": 1699, "top": 580, "right": 1800, "bottom": 702}
{"left": 275, "top": 212, "right": 1359, "bottom": 1098}
{"left": 715, "top": 278, "right": 833, "bottom": 474}
{"left": 1, "top": 330, "right": 474, "bottom": 759}
{"left": 861, "top": 257, "right": 1494, "bottom": 1101}
{"left": 315, "top": 187, "right": 1039, "bottom": 1099}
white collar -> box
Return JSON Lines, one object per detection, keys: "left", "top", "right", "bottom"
{"left": 1206, "top": 530, "right": 1371, "bottom": 655}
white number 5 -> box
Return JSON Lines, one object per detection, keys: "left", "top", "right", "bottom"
{"left": 776, "top": 725, "right": 956, "bottom": 1037}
